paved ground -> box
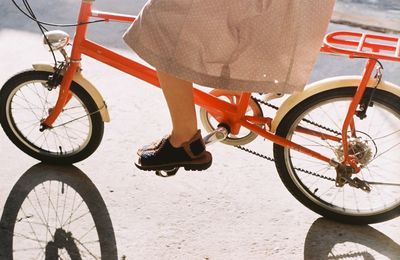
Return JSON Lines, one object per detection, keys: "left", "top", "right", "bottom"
{"left": 1, "top": 1, "right": 400, "bottom": 259}
{"left": 338, "top": 0, "right": 400, "bottom": 10}
{"left": 332, "top": 2, "right": 400, "bottom": 34}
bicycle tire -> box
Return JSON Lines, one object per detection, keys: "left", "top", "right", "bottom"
{"left": 0, "top": 70, "right": 104, "bottom": 164}
{"left": 273, "top": 87, "right": 400, "bottom": 224}
{"left": 0, "top": 163, "right": 118, "bottom": 259}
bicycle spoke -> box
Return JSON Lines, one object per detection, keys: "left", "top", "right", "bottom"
{"left": 17, "top": 208, "right": 46, "bottom": 252}
{"left": 27, "top": 83, "right": 48, "bottom": 119}
{"left": 74, "top": 238, "right": 100, "bottom": 259}
{"left": 31, "top": 189, "right": 54, "bottom": 239}
{"left": 13, "top": 246, "right": 44, "bottom": 252}
{"left": 66, "top": 210, "right": 92, "bottom": 227}
{"left": 371, "top": 129, "right": 400, "bottom": 141}
{"left": 64, "top": 197, "right": 85, "bottom": 228}
{"left": 78, "top": 224, "right": 96, "bottom": 241}
{"left": 369, "top": 142, "right": 400, "bottom": 164}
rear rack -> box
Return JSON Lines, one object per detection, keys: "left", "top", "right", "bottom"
{"left": 320, "top": 31, "right": 400, "bottom": 62}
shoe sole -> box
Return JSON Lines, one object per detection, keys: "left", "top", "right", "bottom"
{"left": 135, "top": 152, "right": 212, "bottom": 172}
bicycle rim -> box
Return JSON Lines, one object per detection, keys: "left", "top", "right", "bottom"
{"left": 5, "top": 79, "right": 93, "bottom": 157}
{"left": 281, "top": 89, "right": 400, "bottom": 218}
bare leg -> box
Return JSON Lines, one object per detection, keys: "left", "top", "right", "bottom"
{"left": 157, "top": 70, "right": 198, "bottom": 147}
{"left": 135, "top": 70, "right": 211, "bottom": 171}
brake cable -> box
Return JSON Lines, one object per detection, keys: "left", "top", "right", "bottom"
{"left": 10, "top": 0, "right": 106, "bottom": 66}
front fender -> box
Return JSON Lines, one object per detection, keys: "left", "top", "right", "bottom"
{"left": 32, "top": 63, "right": 110, "bottom": 122}
{"left": 271, "top": 76, "right": 400, "bottom": 133}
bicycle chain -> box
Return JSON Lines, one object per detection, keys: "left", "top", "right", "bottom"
{"left": 252, "top": 96, "right": 341, "bottom": 135}
{"left": 234, "top": 145, "right": 336, "bottom": 182}
{"left": 234, "top": 96, "right": 336, "bottom": 182}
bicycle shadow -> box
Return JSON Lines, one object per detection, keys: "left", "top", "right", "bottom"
{"left": 0, "top": 163, "right": 118, "bottom": 260}
{"left": 304, "top": 218, "right": 400, "bottom": 259}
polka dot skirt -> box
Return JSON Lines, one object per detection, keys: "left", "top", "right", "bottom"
{"left": 123, "top": 0, "right": 335, "bottom": 93}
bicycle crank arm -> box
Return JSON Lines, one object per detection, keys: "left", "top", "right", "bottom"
{"left": 203, "top": 126, "right": 229, "bottom": 146}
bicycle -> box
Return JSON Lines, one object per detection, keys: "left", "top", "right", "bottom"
{"left": 1, "top": 0, "right": 400, "bottom": 224}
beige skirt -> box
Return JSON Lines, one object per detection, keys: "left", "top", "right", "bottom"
{"left": 123, "top": 0, "right": 335, "bottom": 93}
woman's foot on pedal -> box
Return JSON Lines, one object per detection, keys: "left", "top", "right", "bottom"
{"left": 136, "top": 135, "right": 169, "bottom": 156}
{"left": 135, "top": 130, "right": 212, "bottom": 171}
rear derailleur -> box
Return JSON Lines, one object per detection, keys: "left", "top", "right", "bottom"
{"left": 334, "top": 161, "right": 371, "bottom": 192}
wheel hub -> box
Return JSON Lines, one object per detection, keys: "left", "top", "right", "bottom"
{"left": 335, "top": 132, "right": 376, "bottom": 166}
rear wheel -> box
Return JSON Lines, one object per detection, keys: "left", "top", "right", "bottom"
{"left": 0, "top": 70, "right": 104, "bottom": 164}
{"left": 273, "top": 87, "right": 400, "bottom": 224}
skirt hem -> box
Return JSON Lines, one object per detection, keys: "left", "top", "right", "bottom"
{"left": 123, "top": 35, "right": 300, "bottom": 94}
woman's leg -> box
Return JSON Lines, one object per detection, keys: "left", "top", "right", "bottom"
{"left": 157, "top": 70, "right": 198, "bottom": 147}
{"left": 135, "top": 70, "right": 212, "bottom": 171}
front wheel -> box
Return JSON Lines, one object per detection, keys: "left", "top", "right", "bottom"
{"left": 0, "top": 70, "right": 104, "bottom": 164}
{"left": 273, "top": 87, "right": 400, "bottom": 224}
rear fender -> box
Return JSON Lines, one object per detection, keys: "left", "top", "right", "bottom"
{"left": 271, "top": 76, "right": 400, "bottom": 132}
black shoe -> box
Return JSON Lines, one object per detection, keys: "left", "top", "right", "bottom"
{"left": 136, "top": 135, "right": 168, "bottom": 156}
{"left": 135, "top": 130, "right": 212, "bottom": 171}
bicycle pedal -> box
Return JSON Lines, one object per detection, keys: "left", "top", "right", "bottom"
{"left": 203, "top": 126, "right": 229, "bottom": 146}
{"left": 155, "top": 168, "right": 179, "bottom": 177}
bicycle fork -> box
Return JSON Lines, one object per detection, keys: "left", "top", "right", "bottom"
{"left": 39, "top": 62, "right": 79, "bottom": 131}
{"left": 40, "top": 1, "right": 92, "bottom": 130}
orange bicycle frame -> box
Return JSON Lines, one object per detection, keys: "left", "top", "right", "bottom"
{"left": 41, "top": 0, "right": 400, "bottom": 168}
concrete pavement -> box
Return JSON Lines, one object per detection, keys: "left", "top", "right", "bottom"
{"left": 333, "top": 0, "right": 400, "bottom": 34}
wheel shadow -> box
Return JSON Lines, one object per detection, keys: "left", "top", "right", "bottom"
{"left": 304, "top": 217, "right": 400, "bottom": 259}
{"left": 0, "top": 163, "right": 118, "bottom": 260}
